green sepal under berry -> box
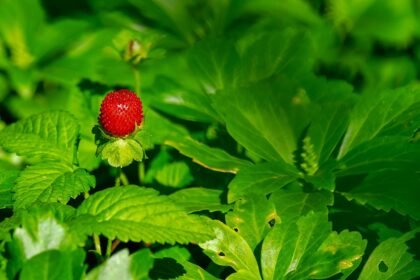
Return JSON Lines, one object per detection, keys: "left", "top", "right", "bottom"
{"left": 93, "top": 125, "right": 145, "bottom": 168}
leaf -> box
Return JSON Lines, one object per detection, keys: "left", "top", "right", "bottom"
{"left": 176, "top": 261, "right": 219, "bottom": 280}
{"left": 188, "top": 39, "right": 241, "bottom": 93}
{"left": 338, "top": 136, "right": 420, "bottom": 176}
{"left": 307, "top": 103, "right": 351, "bottom": 163}
{"left": 86, "top": 249, "right": 154, "bottom": 280}
{"left": 19, "top": 249, "right": 85, "bottom": 280}
{"left": 338, "top": 85, "right": 420, "bottom": 158}
{"left": 169, "top": 187, "right": 231, "bottom": 213}
{"left": 269, "top": 186, "right": 333, "bottom": 225}
{"left": 13, "top": 217, "right": 71, "bottom": 260}
{"left": 155, "top": 161, "right": 193, "bottom": 188}
{"left": 200, "top": 220, "right": 261, "bottom": 280}
{"left": 14, "top": 161, "right": 95, "bottom": 209}
{"left": 0, "top": 168, "right": 19, "bottom": 208}
{"left": 73, "top": 186, "right": 213, "bottom": 244}
{"left": 227, "top": 162, "right": 299, "bottom": 203}
{"left": 214, "top": 82, "right": 297, "bottom": 164}
{"left": 147, "top": 76, "right": 221, "bottom": 123}
{"left": 261, "top": 211, "right": 366, "bottom": 279}
{"left": 343, "top": 170, "right": 420, "bottom": 220}
{"left": 166, "top": 137, "right": 252, "bottom": 174}
{"left": 226, "top": 195, "right": 278, "bottom": 250}
{"left": 0, "top": 111, "right": 79, "bottom": 164}
{"left": 359, "top": 229, "right": 420, "bottom": 280}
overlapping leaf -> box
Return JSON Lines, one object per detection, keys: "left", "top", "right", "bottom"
{"left": 72, "top": 186, "right": 213, "bottom": 244}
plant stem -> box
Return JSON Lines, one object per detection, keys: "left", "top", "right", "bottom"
{"left": 93, "top": 234, "right": 102, "bottom": 256}
{"left": 105, "top": 238, "right": 112, "bottom": 258}
{"left": 115, "top": 168, "right": 129, "bottom": 186}
{"left": 133, "top": 67, "right": 141, "bottom": 94}
{"left": 138, "top": 161, "right": 145, "bottom": 185}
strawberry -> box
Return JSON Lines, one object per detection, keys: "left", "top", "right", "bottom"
{"left": 99, "top": 89, "right": 143, "bottom": 137}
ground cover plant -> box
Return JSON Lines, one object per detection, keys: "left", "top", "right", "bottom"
{"left": 0, "top": 0, "right": 420, "bottom": 279}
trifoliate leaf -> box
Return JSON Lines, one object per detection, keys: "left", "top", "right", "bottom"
{"left": 72, "top": 186, "right": 213, "bottom": 244}
{"left": 0, "top": 111, "right": 79, "bottom": 164}
{"left": 14, "top": 161, "right": 95, "bottom": 209}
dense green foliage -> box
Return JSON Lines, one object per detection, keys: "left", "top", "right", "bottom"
{"left": 0, "top": 0, "right": 420, "bottom": 279}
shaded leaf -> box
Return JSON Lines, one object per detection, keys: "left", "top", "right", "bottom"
{"left": 343, "top": 170, "right": 420, "bottom": 220}
{"left": 359, "top": 229, "right": 420, "bottom": 280}
{"left": 228, "top": 162, "right": 299, "bottom": 203}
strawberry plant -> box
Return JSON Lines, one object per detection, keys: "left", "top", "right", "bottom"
{"left": 0, "top": 0, "right": 420, "bottom": 279}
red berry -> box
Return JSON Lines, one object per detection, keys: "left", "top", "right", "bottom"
{"left": 99, "top": 89, "right": 143, "bottom": 137}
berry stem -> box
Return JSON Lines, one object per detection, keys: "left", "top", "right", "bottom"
{"left": 115, "top": 168, "right": 129, "bottom": 186}
{"left": 133, "top": 67, "right": 141, "bottom": 94}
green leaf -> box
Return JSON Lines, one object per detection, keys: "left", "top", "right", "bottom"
{"left": 226, "top": 195, "right": 278, "bottom": 250}
{"left": 359, "top": 229, "right": 420, "bottom": 280}
{"left": 147, "top": 77, "right": 221, "bottom": 123}
{"left": 0, "top": 168, "right": 19, "bottom": 208}
{"left": 227, "top": 162, "right": 299, "bottom": 202}
{"left": 269, "top": 186, "right": 333, "bottom": 225}
{"left": 343, "top": 170, "right": 420, "bottom": 220}
{"left": 169, "top": 187, "right": 231, "bottom": 213}
{"left": 214, "top": 83, "right": 297, "bottom": 163}
{"left": 188, "top": 39, "right": 241, "bottom": 93}
{"left": 307, "top": 103, "right": 351, "bottom": 164}
{"left": 19, "top": 249, "right": 85, "bottom": 280}
{"left": 200, "top": 220, "right": 261, "bottom": 280}
{"left": 166, "top": 137, "right": 252, "bottom": 174}
{"left": 176, "top": 261, "right": 219, "bottom": 280}
{"left": 73, "top": 186, "right": 213, "bottom": 244}
{"left": 0, "top": 111, "right": 79, "bottom": 164}
{"left": 338, "top": 136, "right": 420, "bottom": 175}
{"left": 13, "top": 217, "right": 72, "bottom": 260}
{"left": 261, "top": 211, "right": 366, "bottom": 279}
{"left": 338, "top": 85, "right": 420, "bottom": 158}
{"left": 14, "top": 161, "right": 95, "bottom": 209}
{"left": 155, "top": 161, "right": 193, "bottom": 188}
{"left": 86, "top": 249, "right": 154, "bottom": 280}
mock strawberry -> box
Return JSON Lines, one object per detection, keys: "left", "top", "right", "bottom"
{"left": 99, "top": 89, "right": 143, "bottom": 137}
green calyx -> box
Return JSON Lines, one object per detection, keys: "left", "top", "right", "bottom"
{"left": 92, "top": 125, "right": 145, "bottom": 168}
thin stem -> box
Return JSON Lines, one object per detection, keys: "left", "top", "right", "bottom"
{"left": 138, "top": 161, "right": 145, "bottom": 185}
{"left": 111, "top": 240, "right": 121, "bottom": 253}
{"left": 93, "top": 234, "right": 102, "bottom": 256}
{"left": 133, "top": 67, "right": 141, "bottom": 94}
{"left": 120, "top": 170, "right": 129, "bottom": 186}
{"left": 105, "top": 238, "right": 112, "bottom": 258}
